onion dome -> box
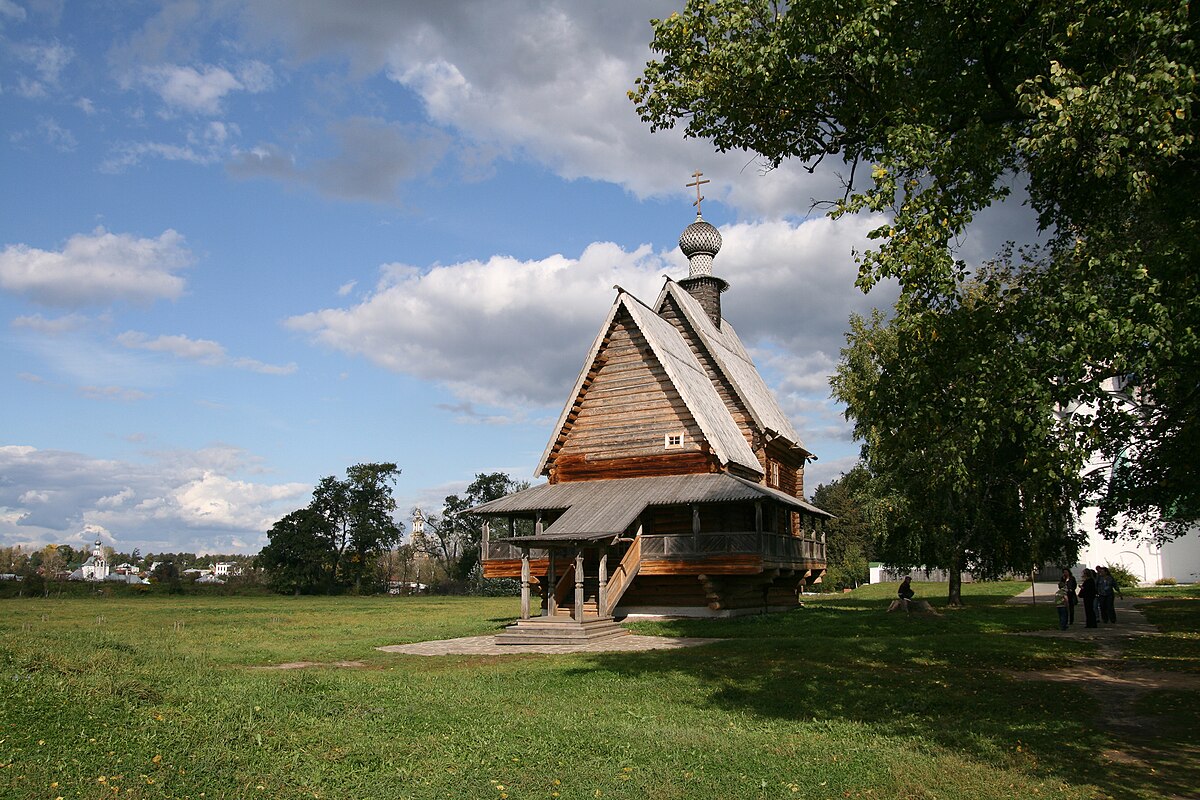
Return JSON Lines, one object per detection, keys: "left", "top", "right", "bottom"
{"left": 678, "top": 215, "right": 723, "bottom": 277}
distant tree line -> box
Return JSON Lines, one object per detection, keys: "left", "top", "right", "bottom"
{"left": 255, "top": 467, "right": 525, "bottom": 596}
{"left": 0, "top": 544, "right": 259, "bottom": 598}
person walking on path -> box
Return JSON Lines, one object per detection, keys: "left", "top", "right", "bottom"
{"left": 1096, "top": 566, "right": 1122, "bottom": 623}
{"left": 1061, "top": 568, "right": 1078, "bottom": 625}
{"left": 1079, "top": 569, "right": 1098, "bottom": 628}
{"left": 1055, "top": 582, "right": 1070, "bottom": 630}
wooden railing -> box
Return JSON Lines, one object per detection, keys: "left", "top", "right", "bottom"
{"left": 552, "top": 562, "right": 575, "bottom": 610}
{"left": 602, "top": 534, "right": 642, "bottom": 617}
{"left": 485, "top": 540, "right": 546, "bottom": 560}
{"left": 484, "top": 532, "right": 824, "bottom": 563}
{"left": 639, "top": 532, "right": 825, "bottom": 562}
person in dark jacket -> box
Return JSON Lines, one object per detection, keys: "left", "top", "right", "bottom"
{"left": 1078, "top": 569, "right": 1098, "bottom": 628}
{"left": 1061, "top": 568, "right": 1078, "bottom": 625}
{"left": 898, "top": 576, "right": 915, "bottom": 602}
{"left": 1096, "top": 566, "right": 1122, "bottom": 623}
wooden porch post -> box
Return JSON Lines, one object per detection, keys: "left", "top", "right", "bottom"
{"left": 481, "top": 520, "right": 490, "bottom": 562}
{"left": 598, "top": 548, "right": 609, "bottom": 619}
{"left": 535, "top": 510, "right": 543, "bottom": 536}
{"left": 546, "top": 550, "right": 557, "bottom": 617}
{"left": 754, "top": 501, "right": 763, "bottom": 552}
{"left": 691, "top": 504, "right": 700, "bottom": 550}
{"left": 520, "top": 547, "right": 531, "bottom": 620}
{"left": 574, "top": 548, "right": 585, "bottom": 622}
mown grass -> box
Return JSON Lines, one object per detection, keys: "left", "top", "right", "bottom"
{"left": 1, "top": 584, "right": 1195, "bottom": 800}
{"left": 1125, "top": 583, "right": 1200, "bottom": 599}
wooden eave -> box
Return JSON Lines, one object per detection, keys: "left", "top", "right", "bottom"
{"left": 471, "top": 473, "right": 834, "bottom": 526}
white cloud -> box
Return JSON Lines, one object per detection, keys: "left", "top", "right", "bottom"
{"left": 78, "top": 385, "right": 151, "bottom": 402}
{"left": 0, "top": 0, "right": 27, "bottom": 21}
{"left": 101, "top": 138, "right": 225, "bottom": 172}
{"left": 0, "top": 227, "right": 190, "bottom": 307}
{"left": 0, "top": 444, "right": 310, "bottom": 552}
{"left": 116, "top": 330, "right": 296, "bottom": 375}
{"left": 171, "top": 471, "right": 305, "bottom": 529}
{"left": 11, "top": 313, "right": 91, "bottom": 334}
{"left": 289, "top": 216, "right": 894, "bottom": 413}
{"left": 9, "top": 39, "right": 73, "bottom": 97}
{"left": 234, "top": 0, "right": 842, "bottom": 216}
{"left": 230, "top": 357, "right": 297, "bottom": 376}
{"left": 288, "top": 240, "right": 670, "bottom": 408}
{"left": 117, "top": 331, "right": 226, "bottom": 364}
{"left": 36, "top": 116, "right": 76, "bottom": 150}
{"left": 136, "top": 61, "right": 274, "bottom": 115}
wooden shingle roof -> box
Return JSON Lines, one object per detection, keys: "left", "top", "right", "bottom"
{"left": 655, "top": 280, "right": 804, "bottom": 450}
{"left": 472, "top": 473, "right": 833, "bottom": 537}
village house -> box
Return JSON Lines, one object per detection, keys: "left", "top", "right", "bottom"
{"left": 473, "top": 180, "right": 831, "bottom": 642}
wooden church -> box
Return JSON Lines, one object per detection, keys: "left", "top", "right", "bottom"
{"left": 473, "top": 180, "right": 831, "bottom": 642}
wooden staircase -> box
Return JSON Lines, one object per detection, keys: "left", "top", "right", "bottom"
{"left": 495, "top": 536, "right": 643, "bottom": 645}
{"left": 495, "top": 615, "right": 628, "bottom": 645}
{"left": 603, "top": 533, "right": 642, "bottom": 617}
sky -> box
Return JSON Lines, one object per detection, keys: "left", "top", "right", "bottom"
{"left": 0, "top": 0, "right": 1030, "bottom": 557}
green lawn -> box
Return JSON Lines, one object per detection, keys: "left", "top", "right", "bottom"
{"left": 1, "top": 584, "right": 1195, "bottom": 800}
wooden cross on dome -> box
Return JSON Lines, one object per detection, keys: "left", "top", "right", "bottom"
{"left": 687, "top": 170, "right": 710, "bottom": 216}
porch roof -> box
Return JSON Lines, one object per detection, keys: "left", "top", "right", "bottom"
{"left": 470, "top": 473, "right": 832, "bottom": 539}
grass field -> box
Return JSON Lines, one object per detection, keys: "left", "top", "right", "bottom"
{"left": 2, "top": 583, "right": 1196, "bottom": 800}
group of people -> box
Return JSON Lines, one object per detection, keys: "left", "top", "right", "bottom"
{"left": 1054, "top": 566, "right": 1123, "bottom": 630}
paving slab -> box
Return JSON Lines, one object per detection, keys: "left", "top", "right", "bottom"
{"left": 377, "top": 633, "right": 722, "bottom": 656}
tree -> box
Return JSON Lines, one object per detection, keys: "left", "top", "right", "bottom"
{"left": 258, "top": 508, "right": 336, "bottom": 595}
{"left": 413, "top": 472, "right": 529, "bottom": 581}
{"left": 810, "top": 464, "right": 878, "bottom": 591}
{"left": 260, "top": 463, "right": 403, "bottom": 594}
{"left": 831, "top": 275, "right": 1087, "bottom": 604}
{"left": 39, "top": 545, "right": 65, "bottom": 597}
{"left": 0, "top": 545, "right": 28, "bottom": 575}
{"left": 634, "top": 1, "right": 1199, "bottom": 543}
{"left": 151, "top": 559, "right": 183, "bottom": 594}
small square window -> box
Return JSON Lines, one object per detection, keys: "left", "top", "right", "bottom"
{"left": 665, "top": 433, "right": 683, "bottom": 448}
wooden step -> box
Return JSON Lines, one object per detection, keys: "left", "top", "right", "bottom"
{"left": 496, "top": 616, "right": 628, "bottom": 645}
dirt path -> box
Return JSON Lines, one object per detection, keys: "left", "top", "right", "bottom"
{"left": 1011, "top": 600, "right": 1200, "bottom": 799}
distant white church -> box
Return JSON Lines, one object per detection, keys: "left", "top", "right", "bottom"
{"left": 68, "top": 539, "right": 149, "bottom": 584}
{"left": 69, "top": 539, "right": 109, "bottom": 581}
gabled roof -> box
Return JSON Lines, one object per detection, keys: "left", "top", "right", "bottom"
{"left": 655, "top": 280, "right": 804, "bottom": 449}
{"left": 472, "top": 473, "right": 833, "bottom": 538}
{"left": 535, "top": 290, "right": 762, "bottom": 477}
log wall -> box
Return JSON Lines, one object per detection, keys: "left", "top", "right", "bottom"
{"left": 548, "top": 310, "right": 719, "bottom": 482}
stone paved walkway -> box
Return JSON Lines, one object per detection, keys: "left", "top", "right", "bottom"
{"left": 377, "top": 633, "right": 723, "bottom": 656}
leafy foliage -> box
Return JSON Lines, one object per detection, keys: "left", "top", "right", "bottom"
{"left": 831, "top": 272, "right": 1088, "bottom": 603}
{"left": 259, "top": 463, "right": 403, "bottom": 594}
{"left": 413, "top": 472, "right": 528, "bottom": 582}
{"left": 810, "top": 464, "right": 877, "bottom": 590}
{"left": 633, "top": 0, "right": 1199, "bottom": 543}
{"left": 258, "top": 509, "right": 336, "bottom": 595}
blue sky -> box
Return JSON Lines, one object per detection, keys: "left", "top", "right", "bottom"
{"left": 0, "top": 0, "right": 976, "bottom": 556}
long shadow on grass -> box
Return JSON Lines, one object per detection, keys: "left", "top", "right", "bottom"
{"left": 571, "top": 600, "right": 1167, "bottom": 800}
